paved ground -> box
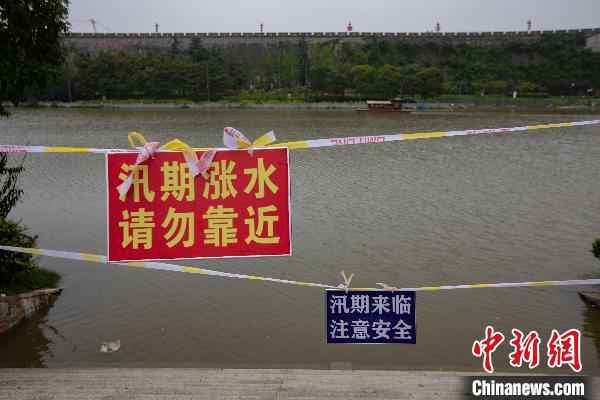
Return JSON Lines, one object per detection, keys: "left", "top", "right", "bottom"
{"left": 0, "top": 369, "right": 597, "bottom": 400}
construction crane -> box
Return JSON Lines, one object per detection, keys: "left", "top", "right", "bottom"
{"left": 70, "top": 18, "right": 112, "bottom": 33}
{"left": 93, "top": 19, "right": 112, "bottom": 33}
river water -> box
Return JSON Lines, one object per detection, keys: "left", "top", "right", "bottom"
{"left": 1, "top": 108, "right": 600, "bottom": 372}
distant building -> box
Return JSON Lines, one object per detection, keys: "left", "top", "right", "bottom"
{"left": 347, "top": 22, "right": 353, "bottom": 32}
{"left": 587, "top": 33, "right": 600, "bottom": 52}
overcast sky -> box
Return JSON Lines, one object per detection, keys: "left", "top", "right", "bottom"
{"left": 68, "top": 0, "right": 600, "bottom": 34}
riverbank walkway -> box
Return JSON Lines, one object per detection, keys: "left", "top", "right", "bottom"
{"left": 1, "top": 369, "right": 598, "bottom": 399}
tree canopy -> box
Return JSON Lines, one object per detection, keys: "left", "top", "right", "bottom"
{"left": 0, "top": 0, "right": 70, "bottom": 115}
{"left": 31, "top": 33, "right": 600, "bottom": 103}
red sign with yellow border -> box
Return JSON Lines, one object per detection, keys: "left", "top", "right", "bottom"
{"left": 106, "top": 148, "right": 291, "bottom": 262}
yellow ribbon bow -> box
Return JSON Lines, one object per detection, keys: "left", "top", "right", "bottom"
{"left": 118, "top": 128, "right": 277, "bottom": 200}
{"left": 223, "top": 127, "right": 277, "bottom": 152}
{"left": 161, "top": 138, "right": 216, "bottom": 177}
{"left": 117, "top": 132, "right": 216, "bottom": 200}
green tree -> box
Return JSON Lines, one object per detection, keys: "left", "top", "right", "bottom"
{"left": 0, "top": 154, "right": 59, "bottom": 294}
{"left": 350, "top": 64, "right": 377, "bottom": 98}
{"left": 206, "top": 48, "right": 228, "bottom": 100}
{"left": 310, "top": 66, "right": 334, "bottom": 92}
{"left": 377, "top": 64, "right": 402, "bottom": 99}
{"left": 280, "top": 48, "right": 300, "bottom": 88}
{"left": 297, "top": 37, "right": 309, "bottom": 87}
{"left": 332, "top": 64, "right": 352, "bottom": 96}
{"left": 399, "top": 64, "right": 421, "bottom": 96}
{"left": 517, "top": 81, "right": 543, "bottom": 96}
{"left": 0, "top": 219, "right": 39, "bottom": 291}
{"left": 0, "top": 154, "right": 23, "bottom": 219}
{"left": 487, "top": 80, "right": 509, "bottom": 95}
{"left": 189, "top": 37, "right": 209, "bottom": 62}
{"left": 0, "top": 0, "right": 70, "bottom": 115}
{"left": 226, "top": 61, "right": 247, "bottom": 92}
{"left": 26, "top": 31, "right": 600, "bottom": 102}
{"left": 416, "top": 66, "right": 444, "bottom": 98}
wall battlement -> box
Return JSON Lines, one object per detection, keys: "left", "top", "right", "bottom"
{"left": 62, "top": 29, "right": 600, "bottom": 53}
{"left": 64, "top": 28, "right": 600, "bottom": 39}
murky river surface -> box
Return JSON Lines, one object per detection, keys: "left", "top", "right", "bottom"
{"left": 1, "top": 108, "right": 600, "bottom": 372}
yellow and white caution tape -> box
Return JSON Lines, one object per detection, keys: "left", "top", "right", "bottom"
{"left": 1, "top": 244, "right": 599, "bottom": 292}
{"left": 0, "top": 144, "right": 111, "bottom": 154}
{"left": 276, "top": 119, "right": 600, "bottom": 150}
{"left": 0, "top": 245, "right": 336, "bottom": 289}
{"left": 2, "top": 120, "right": 599, "bottom": 154}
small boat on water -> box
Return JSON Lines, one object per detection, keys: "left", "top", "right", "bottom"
{"left": 578, "top": 291, "right": 600, "bottom": 308}
{"left": 357, "top": 98, "right": 413, "bottom": 112}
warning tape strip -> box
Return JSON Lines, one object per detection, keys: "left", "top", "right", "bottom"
{"left": 0, "top": 245, "right": 336, "bottom": 289}
{"left": 1, "top": 120, "right": 599, "bottom": 154}
{"left": 1, "top": 245, "right": 599, "bottom": 292}
{"left": 277, "top": 120, "right": 600, "bottom": 150}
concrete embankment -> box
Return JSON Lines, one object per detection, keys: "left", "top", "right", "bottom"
{"left": 12, "top": 100, "right": 599, "bottom": 113}
{"left": 0, "top": 288, "right": 62, "bottom": 334}
{"left": 0, "top": 369, "right": 597, "bottom": 399}
{"left": 27, "top": 101, "right": 364, "bottom": 110}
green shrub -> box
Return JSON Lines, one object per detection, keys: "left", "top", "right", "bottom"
{"left": 236, "top": 88, "right": 308, "bottom": 103}
{"left": 592, "top": 239, "right": 600, "bottom": 261}
{"left": 0, "top": 154, "right": 59, "bottom": 294}
{"left": 0, "top": 154, "right": 24, "bottom": 219}
{"left": 0, "top": 219, "right": 59, "bottom": 294}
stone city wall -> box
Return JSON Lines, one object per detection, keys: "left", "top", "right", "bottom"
{"left": 62, "top": 28, "right": 600, "bottom": 53}
{"left": 586, "top": 33, "right": 600, "bottom": 52}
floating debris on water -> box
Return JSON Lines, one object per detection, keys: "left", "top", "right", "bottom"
{"left": 100, "top": 340, "right": 121, "bottom": 353}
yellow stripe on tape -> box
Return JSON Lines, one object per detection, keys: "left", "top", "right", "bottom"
{"left": 2, "top": 244, "right": 600, "bottom": 293}
{"left": 127, "top": 262, "right": 146, "bottom": 269}
{"left": 183, "top": 267, "right": 206, "bottom": 274}
{"left": 401, "top": 132, "right": 448, "bottom": 141}
{"left": 469, "top": 284, "right": 492, "bottom": 289}
{"left": 13, "top": 248, "right": 43, "bottom": 256}
{"left": 527, "top": 124, "right": 555, "bottom": 130}
{"left": 527, "top": 281, "right": 553, "bottom": 287}
{"left": 546, "top": 123, "right": 572, "bottom": 128}
{"left": 282, "top": 140, "right": 311, "bottom": 149}
{"left": 82, "top": 253, "right": 103, "bottom": 263}
{"left": 27, "top": 248, "right": 43, "bottom": 256}
{"left": 45, "top": 146, "right": 93, "bottom": 153}
{"left": 2, "top": 120, "right": 599, "bottom": 155}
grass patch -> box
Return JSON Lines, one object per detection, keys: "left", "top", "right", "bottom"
{"left": 434, "top": 94, "right": 599, "bottom": 106}
{"left": 80, "top": 98, "right": 195, "bottom": 105}
{"left": 0, "top": 266, "right": 60, "bottom": 296}
{"left": 0, "top": 219, "right": 61, "bottom": 296}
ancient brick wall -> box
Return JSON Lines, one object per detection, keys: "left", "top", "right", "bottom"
{"left": 62, "top": 28, "right": 600, "bottom": 53}
{"left": 586, "top": 33, "right": 600, "bottom": 52}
